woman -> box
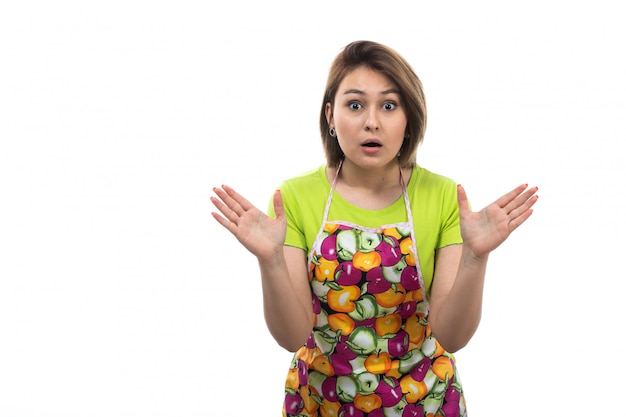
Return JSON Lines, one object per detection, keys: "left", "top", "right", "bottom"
{"left": 211, "top": 40, "right": 538, "bottom": 417}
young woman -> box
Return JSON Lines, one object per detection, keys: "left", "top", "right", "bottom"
{"left": 211, "top": 40, "right": 538, "bottom": 417}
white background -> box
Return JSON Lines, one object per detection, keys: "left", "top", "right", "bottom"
{"left": 1, "top": 1, "right": 624, "bottom": 416}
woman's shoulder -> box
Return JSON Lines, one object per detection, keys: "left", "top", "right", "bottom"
{"left": 279, "top": 165, "right": 329, "bottom": 194}
{"left": 412, "top": 165, "right": 458, "bottom": 189}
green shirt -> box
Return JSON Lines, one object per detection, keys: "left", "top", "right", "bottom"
{"left": 269, "top": 164, "right": 462, "bottom": 296}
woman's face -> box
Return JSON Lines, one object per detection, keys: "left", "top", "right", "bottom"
{"left": 326, "top": 66, "right": 407, "bottom": 171}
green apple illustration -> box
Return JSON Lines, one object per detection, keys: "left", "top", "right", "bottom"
{"left": 398, "top": 349, "right": 425, "bottom": 374}
{"left": 356, "top": 371, "right": 380, "bottom": 394}
{"left": 422, "top": 393, "right": 444, "bottom": 415}
{"left": 359, "top": 230, "right": 383, "bottom": 252}
{"left": 336, "top": 375, "right": 360, "bottom": 402}
{"left": 347, "top": 326, "right": 379, "bottom": 355}
{"left": 336, "top": 229, "right": 358, "bottom": 261}
{"left": 347, "top": 295, "right": 378, "bottom": 321}
{"left": 382, "top": 258, "right": 407, "bottom": 283}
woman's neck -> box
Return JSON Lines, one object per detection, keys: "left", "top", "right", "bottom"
{"left": 327, "top": 160, "right": 412, "bottom": 210}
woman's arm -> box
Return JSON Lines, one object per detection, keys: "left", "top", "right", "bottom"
{"left": 428, "top": 183, "right": 538, "bottom": 352}
{"left": 211, "top": 186, "right": 313, "bottom": 351}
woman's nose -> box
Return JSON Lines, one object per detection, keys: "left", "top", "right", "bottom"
{"left": 364, "top": 110, "right": 380, "bottom": 131}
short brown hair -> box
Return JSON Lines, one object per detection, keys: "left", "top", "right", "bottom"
{"left": 319, "top": 40, "right": 427, "bottom": 168}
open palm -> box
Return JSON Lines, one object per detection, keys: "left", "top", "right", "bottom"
{"left": 210, "top": 185, "right": 286, "bottom": 261}
{"left": 457, "top": 184, "right": 539, "bottom": 258}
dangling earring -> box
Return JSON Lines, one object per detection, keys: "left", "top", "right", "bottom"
{"left": 329, "top": 128, "right": 336, "bottom": 137}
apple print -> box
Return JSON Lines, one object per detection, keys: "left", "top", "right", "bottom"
{"left": 400, "top": 266, "right": 421, "bottom": 291}
{"left": 339, "top": 403, "right": 365, "bottom": 417}
{"left": 398, "top": 349, "right": 425, "bottom": 374}
{"left": 284, "top": 392, "right": 304, "bottom": 415}
{"left": 374, "top": 376, "right": 402, "bottom": 407}
{"left": 348, "top": 295, "right": 378, "bottom": 321}
{"left": 382, "top": 259, "right": 407, "bottom": 284}
{"left": 335, "top": 261, "right": 363, "bottom": 285}
{"left": 336, "top": 375, "right": 360, "bottom": 402}
{"left": 330, "top": 352, "right": 353, "bottom": 376}
{"left": 347, "top": 326, "right": 379, "bottom": 356}
{"left": 422, "top": 395, "right": 443, "bottom": 416}
{"left": 402, "top": 403, "right": 424, "bottom": 417}
{"left": 297, "top": 359, "right": 309, "bottom": 385}
{"left": 397, "top": 300, "right": 417, "bottom": 319}
{"left": 321, "top": 376, "right": 339, "bottom": 402}
{"left": 307, "top": 370, "right": 326, "bottom": 396}
{"left": 359, "top": 231, "right": 383, "bottom": 252}
{"left": 375, "top": 236, "right": 403, "bottom": 266}
{"left": 337, "top": 229, "right": 358, "bottom": 260}
{"left": 409, "top": 356, "right": 431, "bottom": 382}
{"left": 335, "top": 335, "right": 358, "bottom": 360}
{"left": 387, "top": 330, "right": 410, "bottom": 357}
{"left": 383, "top": 399, "right": 408, "bottom": 417}
{"left": 356, "top": 371, "right": 380, "bottom": 393}
{"left": 366, "top": 267, "right": 392, "bottom": 294}
{"left": 321, "top": 233, "right": 338, "bottom": 261}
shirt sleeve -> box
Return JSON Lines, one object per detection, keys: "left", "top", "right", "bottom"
{"left": 436, "top": 179, "right": 464, "bottom": 249}
{"left": 267, "top": 181, "right": 308, "bottom": 251}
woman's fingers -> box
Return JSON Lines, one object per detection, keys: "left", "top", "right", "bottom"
{"left": 210, "top": 187, "right": 241, "bottom": 225}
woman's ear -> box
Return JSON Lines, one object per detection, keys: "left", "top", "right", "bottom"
{"left": 325, "top": 102, "right": 333, "bottom": 126}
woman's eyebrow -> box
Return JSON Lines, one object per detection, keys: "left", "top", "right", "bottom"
{"left": 342, "top": 88, "right": 400, "bottom": 95}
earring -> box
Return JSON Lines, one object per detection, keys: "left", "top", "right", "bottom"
{"left": 329, "top": 128, "right": 336, "bottom": 137}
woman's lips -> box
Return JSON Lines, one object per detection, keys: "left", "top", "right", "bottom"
{"left": 361, "top": 140, "right": 382, "bottom": 153}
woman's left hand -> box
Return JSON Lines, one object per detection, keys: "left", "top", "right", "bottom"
{"left": 457, "top": 183, "right": 539, "bottom": 259}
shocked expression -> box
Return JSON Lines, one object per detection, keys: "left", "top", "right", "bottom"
{"left": 327, "top": 66, "right": 408, "bottom": 169}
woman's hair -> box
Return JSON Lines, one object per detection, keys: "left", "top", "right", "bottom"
{"left": 319, "top": 40, "right": 427, "bottom": 168}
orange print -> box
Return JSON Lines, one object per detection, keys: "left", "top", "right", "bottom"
{"left": 405, "top": 315, "right": 426, "bottom": 345}
{"left": 311, "top": 355, "right": 335, "bottom": 377}
{"left": 400, "top": 374, "right": 428, "bottom": 403}
{"left": 399, "top": 237, "right": 416, "bottom": 266}
{"left": 385, "top": 359, "right": 402, "bottom": 379}
{"left": 285, "top": 367, "right": 299, "bottom": 391}
{"left": 327, "top": 285, "right": 360, "bottom": 313}
{"left": 374, "top": 284, "right": 406, "bottom": 308}
{"left": 353, "top": 250, "right": 382, "bottom": 272}
{"left": 434, "top": 339, "right": 446, "bottom": 357}
{"left": 432, "top": 356, "right": 455, "bottom": 381}
{"left": 327, "top": 313, "right": 356, "bottom": 335}
{"left": 364, "top": 351, "right": 392, "bottom": 374}
{"left": 320, "top": 398, "right": 341, "bottom": 417}
{"left": 353, "top": 393, "right": 383, "bottom": 413}
{"left": 315, "top": 257, "right": 339, "bottom": 282}
{"left": 383, "top": 227, "right": 403, "bottom": 240}
{"left": 324, "top": 223, "right": 340, "bottom": 234}
{"left": 374, "top": 313, "right": 402, "bottom": 336}
{"left": 404, "top": 289, "right": 423, "bottom": 303}
{"left": 301, "top": 385, "right": 321, "bottom": 415}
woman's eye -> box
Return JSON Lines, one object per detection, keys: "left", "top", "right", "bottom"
{"left": 349, "top": 102, "right": 362, "bottom": 110}
{"left": 383, "top": 102, "right": 396, "bottom": 110}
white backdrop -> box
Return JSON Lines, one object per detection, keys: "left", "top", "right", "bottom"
{"left": 1, "top": 1, "right": 624, "bottom": 416}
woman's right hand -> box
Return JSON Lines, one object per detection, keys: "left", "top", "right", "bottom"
{"left": 210, "top": 185, "right": 286, "bottom": 261}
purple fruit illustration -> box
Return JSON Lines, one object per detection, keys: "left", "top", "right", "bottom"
{"left": 336, "top": 261, "right": 363, "bottom": 285}
{"left": 284, "top": 392, "right": 304, "bottom": 415}
{"left": 402, "top": 403, "right": 424, "bottom": 417}
{"left": 330, "top": 352, "right": 353, "bottom": 376}
{"left": 387, "top": 330, "right": 410, "bottom": 357}
{"left": 374, "top": 376, "right": 402, "bottom": 407}
{"left": 400, "top": 266, "right": 421, "bottom": 290}
{"left": 338, "top": 403, "right": 365, "bottom": 417}
{"left": 321, "top": 234, "right": 338, "bottom": 261}
{"left": 366, "top": 267, "right": 392, "bottom": 294}
{"left": 409, "top": 357, "right": 431, "bottom": 382}
{"left": 322, "top": 376, "right": 339, "bottom": 402}
{"left": 376, "top": 236, "right": 403, "bottom": 266}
